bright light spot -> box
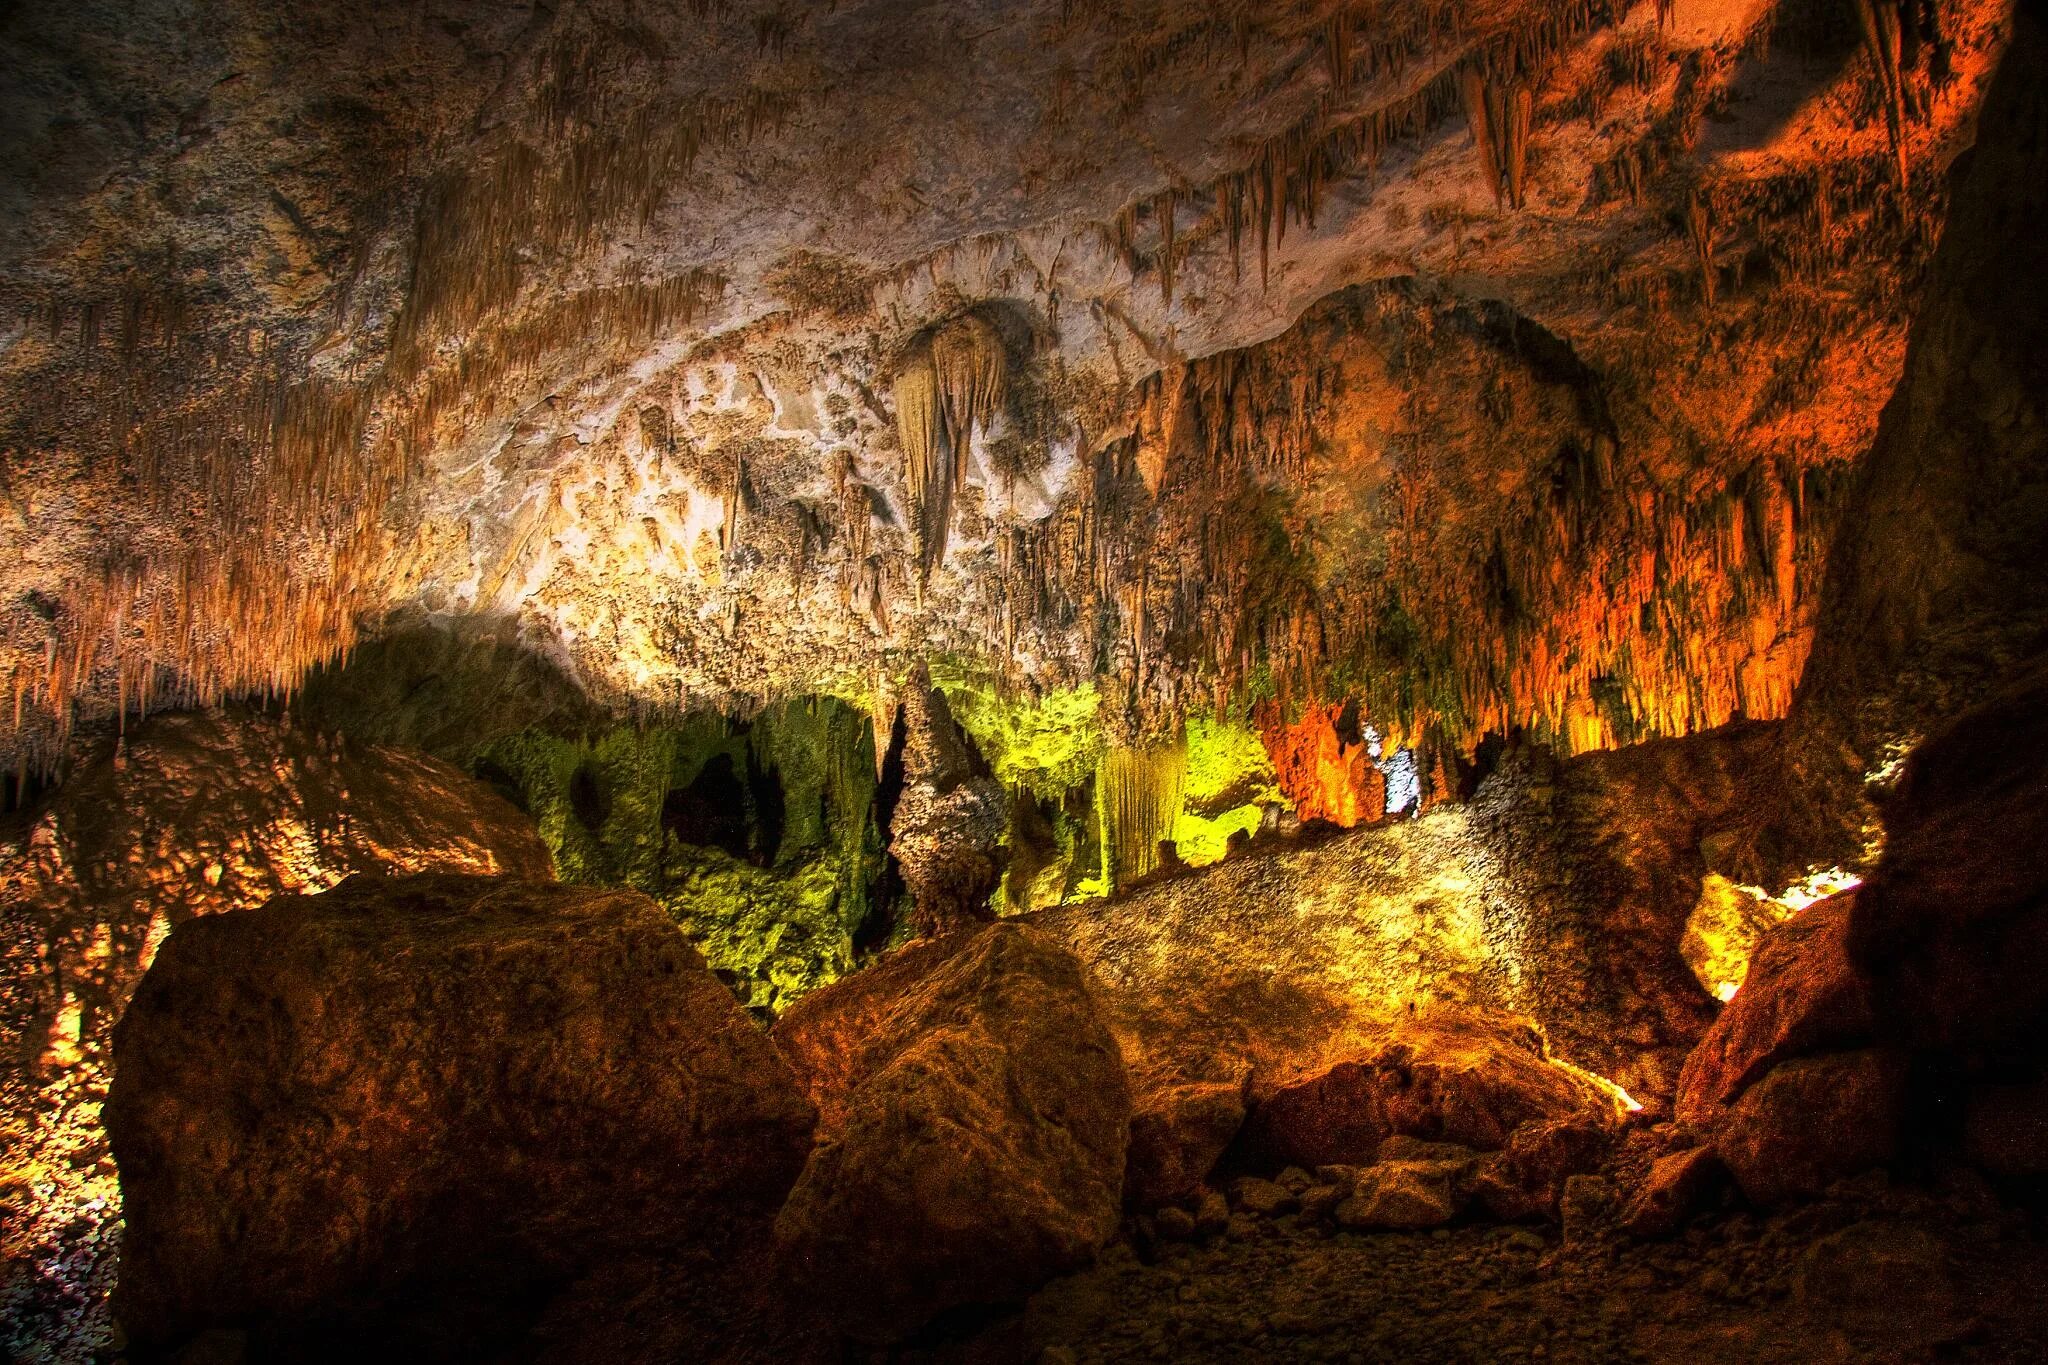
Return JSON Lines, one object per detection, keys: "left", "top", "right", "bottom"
{"left": 1550, "top": 1054, "right": 1644, "bottom": 1115}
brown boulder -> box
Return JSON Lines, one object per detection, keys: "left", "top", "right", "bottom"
{"left": 8, "top": 709, "right": 553, "bottom": 1075}
{"left": 1241, "top": 1011, "right": 1618, "bottom": 1169}
{"left": 1676, "top": 892, "right": 1874, "bottom": 1129}
{"left": 1850, "top": 660, "right": 2048, "bottom": 1059}
{"left": 771, "top": 923, "right": 1130, "bottom": 1342}
{"left": 1332, "top": 1158, "right": 1465, "bottom": 1230}
{"left": 1472, "top": 1116, "right": 1619, "bottom": 1223}
{"left": 1123, "top": 1069, "right": 1249, "bottom": 1208}
{"left": 106, "top": 875, "right": 813, "bottom": 1354}
{"left": 1620, "top": 1145, "right": 1726, "bottom": 1239}
{"left": 1714, "top": 1049, "right": 1907, "bottom": 1206}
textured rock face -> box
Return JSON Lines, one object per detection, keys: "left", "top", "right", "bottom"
{"left": 106, "top": 875, "right": 815, "bottom": 1354}
{"left": 1850, "top": 660, "right": 2048, "bottom": 1061}
{"left": 1714, "top": 1050, "right": 1907, "bottom": 1206}
{"left": 3, "top": 709, "right": 551, "bottom": 1072}
{"left": 0, "top": 710, "right": 553, "bottom": 1359}
{"left": 1471, "top": 1116, "right": 1618, "bottom": 1223}
{"left": 1241, "top": 1010, "right": 1617, "bottom": 1170}
{"left": 1124, "top": 1071, "right": 1251, "bottom": 1209}
{"left": 0, "top": 0, "right": 2011, "bottom": 780}
{"left": 1781, "top": 0, "right": 2048, "bottom": 861}
{"left": 1620, "top": 1145, "right": 1726, "bottom": 1239}
{"left": 771, "top": 922, "right": 1130, "bottom": 1342}
{"left": 1676, "top": 892, "right": 1874, "bottom": 1129}
{"left": 886, "top": 671, "right": 1008, "bottom": 936}
{"left": 1029, "top": 729, "right": 1769, "bottom": 1144}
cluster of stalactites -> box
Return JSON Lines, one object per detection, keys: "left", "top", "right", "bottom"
{"left": 1096, "top": 740, "right": 1187, "bottom": 885}
{"left": 1097, "top": 0, "right": 1616, "bottom": 299}
{"left": 1849, "top": 0, "right": 1951, "bottom": 189}
{"left": 0, "top": 12, "right": 788, "bottom": 772}
{"left": 892, "top": 314, "right": 1008, "bottom": 585}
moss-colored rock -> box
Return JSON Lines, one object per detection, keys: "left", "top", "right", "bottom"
{"left": 471, "top": 697, "right": 882, "bottom": 1010}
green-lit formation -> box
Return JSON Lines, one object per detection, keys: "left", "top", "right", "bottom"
{"left": 472, "top": 696, "right": 884, "bottom": 1011}
{"left": 471, "top": 676, "right": 1287, "bottom": 1009}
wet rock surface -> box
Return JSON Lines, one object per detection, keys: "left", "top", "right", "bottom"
{"left": 106, "top": 874, "right": 814, "bottom": 1357}
{"left": 772, "top": 922, "right": 1130, "bottom": 1342}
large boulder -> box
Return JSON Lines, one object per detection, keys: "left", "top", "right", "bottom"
{"left": 1124, "top": 1068, "right": 1250, "bottom": 1209}
{"left": 1, "top": 712, "right": 555, "bottom": 1363}
{"left": 106, "top": 875, "right": 814, "bottom": 1355}
{"left": 771, "top": 922, "right": 1129, "bottom": 1342}
{"left": 1239, "top": 1009, "right": 1620, "bottom": 1169}
{"left": 6, "top": 709, "right": 553, "bottom": 1074}
{"left": 1713, "top": 1049, "right": 1907, "bottom": 1206}
{"left": 1675, "top": 892, "right": 1875, "bottom": 1129}
{"left": 1849, "top": 660, "right": 2048, "bottom": 1061}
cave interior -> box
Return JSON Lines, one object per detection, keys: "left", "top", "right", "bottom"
{"left": 3, "top": 0, "right": 2048, "bottom": 1361}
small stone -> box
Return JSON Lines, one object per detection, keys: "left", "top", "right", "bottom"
{"left": 1558, "top": 1174, "right": 1613, "bottom": 1243}
{"left": 1276, "top": 1166, "right": 1314, "bottom": 1192}
{"left": 1195, "top": 1190, "right": 1230, "bottom": 1235}
{"left": 1231, "top": 1176, "right": 1299, "bottom": 1216}
{"left": 1299, "top": 1183, "right": 1346, "bottom": 1221}
{"left": 1154, "top": 1206, "right": 1197, "bottom": 1241}
{"left": 1334, "top": 1164, "right": 1458, "bottom": 1230}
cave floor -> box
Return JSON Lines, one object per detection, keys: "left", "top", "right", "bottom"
{"left": 905, "top": 1176, "right": 2048, "bottom": 1365}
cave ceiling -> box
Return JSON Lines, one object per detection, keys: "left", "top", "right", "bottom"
{"left": 0, "top": 0, "right": 2013, "bottom": 769}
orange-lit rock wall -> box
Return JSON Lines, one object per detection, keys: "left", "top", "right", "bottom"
{"left": 1021, "top": 276, "right": 1858, "bottom": 763}
{"left": 1256, "top": 702, "right": 1385, "bottom": 827}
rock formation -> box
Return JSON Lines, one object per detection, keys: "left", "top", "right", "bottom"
{"left": 884, "top": 668, "right": 1009, "bottom": 937}
{"left": 2, "top": 0, "right": 2048, "bottom": 1358}
{"left": 0, "top": 710, "right": 552, "bottom": 1357}
{"left": 771, "top": 922, "right": 1129, "bottom": 1341}
{"left": 106, "top": 875, "right": 815, "bottom": 1357}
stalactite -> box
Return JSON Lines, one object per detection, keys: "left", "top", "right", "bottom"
{"left": 1099, "top": 0, "right": 1612, "bottom": 297}
{"left": 893, "top": 313, "right": 1008, "bottom": 583}
{"left": 1850, "top": 0, "right": 1934, "bottom": 189}
{"left": 1462, "top": 66, "right": 1533, "bottom": 210}
{"left": 1686, "top": 190, "right": 1717, "bottom": 305}
{"left": 1096, "top": 740, "right": 1186, "bottom": 885}
{"left": 1461, "top": 70, "right": 1501, "bottom": 208}
{"left": 7, "top": 177, "right": 725, "bottom": 768}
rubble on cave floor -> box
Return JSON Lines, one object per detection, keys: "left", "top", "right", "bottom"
{"left": 925, "top": 1164, "right": 2048, "bottom": 1365}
